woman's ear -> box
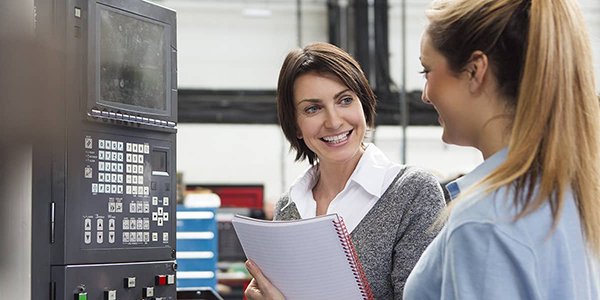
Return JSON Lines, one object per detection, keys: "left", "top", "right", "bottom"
{"left": 465, "top": 50, "right": 489, "bottom": 94}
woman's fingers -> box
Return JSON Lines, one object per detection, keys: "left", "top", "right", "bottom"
{"left": 244, "top": 260, "right": 286, "bottom": 300}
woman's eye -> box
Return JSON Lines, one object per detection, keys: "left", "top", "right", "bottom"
{"left": 304, "top": 106, "right": 319, "bottom": 114}
{"left": 419, "top": 69, "right": 429, "bottom": 79}
{"left": 340, "top": 97, "right": 353, "bottom": 105}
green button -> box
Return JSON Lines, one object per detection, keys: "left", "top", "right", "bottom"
{"left": 78, "top": 293, "right": 87, "bottom": 300}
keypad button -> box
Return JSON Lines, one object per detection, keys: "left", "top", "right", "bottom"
{"left": 163, "top": 197, "right": 169, "bottom": 206}
{"left": 130, "top": 218, "right": 136, "bottom": 230}
{"left": 116, "top": 202, "right": 123, "bottom": 212}
{"left": 84, "top": 218, "right": 92, "bottom": 230}
{"left": 138, "top": 165, "right": 144, "bottom": 174}
{"left": 163, "top": 232, "right": 169, "bottom": 242}
{"left": 143, "top": 202, "right": 150, "bottom": 213}
{"left": 138, "top": 144, "right": 144, "bottom": 153}
{"left": 152, "top": 212, "right": 158, "bottom": 221}
{"left": 117, "top": 174, "right": 123, "bottom": 183}
{"left": 138, "top": 176, "right": 143, "bottom": 185}
{"left": 144, "top": 144, "right": 150, "bottom": 154}
{"left": 91, "top": 183, "right": 98, "bottom": 194}
{"left": 163, "top": 212, "right": 169, "bottom": 222}
{"left": 99, "top": 161, "right": 105, "bottom": 171}
{"left": 118, "top": 142, "right": 124, "bottom": 151}
{"left": 118, "top": 163, "right": 123, "bottom": 173}
{"left": 111, "top": 141, "right": 118, "bottom": 150}
{"left": 97, "top": 232, "right": 104, "bottom": 244}
{"left": 99, "top": 151, "right": 105, "bottom": 160}
{"left": 123, "top": 232, "right": 130, "bottom": 243}
{"left": 126, "top": 153, "right": 132, "bottom": 163}
{"left": 99, "top": 139, "right": 105, "bottom": 149}
{"left": 126, "top": 143, "right": 132, "bottom": 152}
{"left": 138, "top": 154, "right": 144, "bottom": 163}
{"left": 126, "top": 164, "right": 132, "bottom": 173}
{"left": 132, "top": 144, "right": 138, "bottom": 153}
{"left": 123, "top": 218, "right": 130, "bottom": 230}
{"left": 152, "top": 197, "right": 158, "bottom": 206}
{"left": 152, "top": 232, "right": 158, "bottom": 242}
{"left": 126, "top": 185, "right": 132, "bottom": 194}
{"left": 84, "top": 232, "right": 92, "bottom": 244}
{"left": 138, "top": 186, "right": 144, "bottom": 195}
{"left": 144, "top": 186, "right": 149, "bottom": 195}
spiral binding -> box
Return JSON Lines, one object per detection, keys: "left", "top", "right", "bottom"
{"left": 333, "top": 217, "right": 374, "bottom": 300}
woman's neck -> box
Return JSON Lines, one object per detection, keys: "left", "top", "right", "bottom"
{"left": 312, "top": 147, "right": 365, "bottom": 215}
{"left": 476, "top": 115, "right": 512, "bottom": 160}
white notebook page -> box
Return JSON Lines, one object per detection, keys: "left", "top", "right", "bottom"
{"left": 232, "top": 214, "right": 365, "bottom": 300}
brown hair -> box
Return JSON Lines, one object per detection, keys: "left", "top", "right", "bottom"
{"left": 427, "top": 0, "right": 600, "bottom": 256}
{"left": 277, "top": 42, "right": 377, "bottom": 165}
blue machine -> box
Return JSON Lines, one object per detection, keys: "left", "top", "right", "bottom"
{"left": 176, "top": 195, "right": 220, "bottom": 290}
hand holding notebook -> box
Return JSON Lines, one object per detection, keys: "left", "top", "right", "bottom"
{"left": 232, "top": 214, "right": 373, "bottom": 300}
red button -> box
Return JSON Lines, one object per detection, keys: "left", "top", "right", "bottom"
{"left": 156, "top": 275, "right": 167, "bottom": 285}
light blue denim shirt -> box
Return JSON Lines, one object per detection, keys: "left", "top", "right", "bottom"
{"left": 404, "top": 148, "right": 600, "bottom": 300}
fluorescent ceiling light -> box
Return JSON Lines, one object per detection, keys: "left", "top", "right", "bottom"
{"left": 242, "top": 8, "right": 272, "bottom": 17}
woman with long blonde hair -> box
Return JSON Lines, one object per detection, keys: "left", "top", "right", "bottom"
{"left": 404, "top": 0, "right": 600, "bottom": 299}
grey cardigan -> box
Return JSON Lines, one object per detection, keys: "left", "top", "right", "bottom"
{"left": 274, "top": 166, "right": 446, "bottom": 299}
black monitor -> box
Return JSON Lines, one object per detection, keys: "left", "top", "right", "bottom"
{"left": 86, "top": 0, "right": 177, "bottom": 130}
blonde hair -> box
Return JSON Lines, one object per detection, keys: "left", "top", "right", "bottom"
{"left": 427, "top": 0, "right": 600, "bottom": 256}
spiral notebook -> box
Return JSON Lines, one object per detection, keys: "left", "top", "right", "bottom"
{"left": 232, "top": 214, "right": 373, "bottom": 300}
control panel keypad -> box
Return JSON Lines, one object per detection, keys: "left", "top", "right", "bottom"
{"left": 83, "top": 134, "right": 171, "bottom": 249}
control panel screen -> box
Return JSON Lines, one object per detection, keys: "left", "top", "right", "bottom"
{"left": 98, "top": 5, "right": 167, "bottom": 112}
{"left": 152, "top": 150, "right": 167, "bottom": 173}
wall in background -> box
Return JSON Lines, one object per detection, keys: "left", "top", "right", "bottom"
{"left": 160, "top": 0, "right": 600, "bottom": 92}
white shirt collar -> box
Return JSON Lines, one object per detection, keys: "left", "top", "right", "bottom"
{"left": 282, "top": 144, "right": 398, "bottom": 216}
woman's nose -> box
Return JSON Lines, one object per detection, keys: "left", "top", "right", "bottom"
{"left": 421, "top": 83, "right": 432, "bottom": 104}
{"left": 324, "top": 109, "right": 343, "bottom": 129}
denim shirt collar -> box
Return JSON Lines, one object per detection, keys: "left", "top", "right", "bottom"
{"left": 446, "top": 147, "right": 508, "bottom": 200}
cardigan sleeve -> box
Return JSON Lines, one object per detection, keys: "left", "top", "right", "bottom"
{"left": 390, "top": 168, "right": 446, "bottom": 298}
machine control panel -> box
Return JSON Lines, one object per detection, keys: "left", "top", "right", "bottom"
{"left": 52, "top": 262, "right": 176, "bottom": 300}
{"left": 82, "top": 131, "right": 173, "bottom": 249}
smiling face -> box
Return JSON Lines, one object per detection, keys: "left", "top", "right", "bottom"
{"left": 293, "top": 71, "right": 366, "bottom": 166}
{"left": 420, "top": 32, "right": 478, "bottom": 146}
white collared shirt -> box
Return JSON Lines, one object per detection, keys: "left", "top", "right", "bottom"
{"left": 283, "top": 144, "right": 401, "bottom": 233}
